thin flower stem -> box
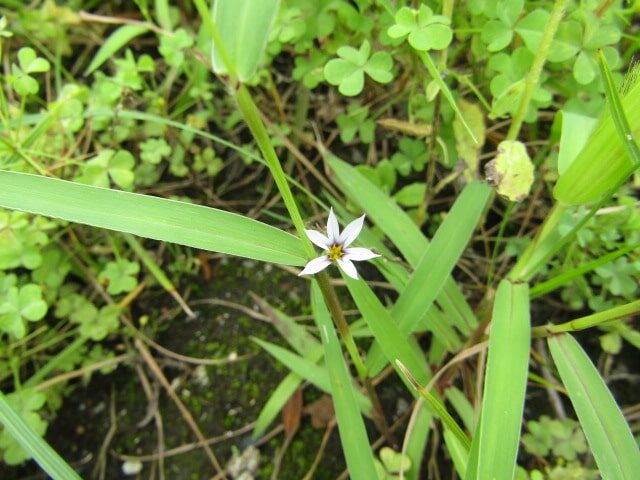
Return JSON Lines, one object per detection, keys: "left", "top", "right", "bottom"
{"left": 203, "top": 5, "right": 388, "bottom": 433}
{"left": 506, "top": 0, "right": 569, "bottom": 140}
{"left": 531, "top": 300, "right": 640, "bottom": 338}
{"left": 316, "top": 270, "right": 389, "bottom": 434}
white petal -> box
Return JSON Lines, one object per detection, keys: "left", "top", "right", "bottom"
{"left": 298, "top": 256, "right": 331, "bottom": 276}
{"left": 337, "top": 257, "right": 359, "bottom": 279}
{"left": 344, "top": 247, "right": 380, "bottom": 262}
{"left": 327, "top": 208, "right": 340, "bottom": 243}
{"left": 339, "top": 214, "right": 365, "bottom": 247}
{"left": 305, "top": 229, "right": 330, "bottom": 250}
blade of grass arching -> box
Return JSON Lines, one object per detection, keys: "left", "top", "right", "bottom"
{"left": 445, "top": 387, "right": 476, "bottom": 433}
{"left": 417, "top": 51, "right": 478, "bottom": 144}
{"left": 396, "top": 362, "right": 471, "bottom": 451}
{"left": 122, "top": 233, "right": 194, "bottom": 317}
{"left": 251, "top": 294, "right": 320, "bottom": 355}
{"left": 0, "top": 391, "right": 81, "bottom": 480}
{"left": 252, "top": 337, "right": 372, "bottom": 415}
{"left": 327, "top": 155, "right": 477, "bottom": 334}
{"left": 310, "top": 282, "right": 378, "bottom": 479}
{"left": 530, "top": 242, "right": 640, "bottom": 298}
{"left": 548, "top": 333, "right": 640, "bottom": 479}
{"left": 597, "top": 50, "right": 640, "bottom": 167}
{"left": 251, "top": 298, "right": 324, "bottom": 437}
{"left": 0, "top": 171, "right": 306, "bottom": 266}
{"left": 253, "top": 355, "right": 322, "bottom": 437}
{"left": 343, "top": 275, "right": 431, "bottom": 390}
{"left": 367, "top": 181, "right": 491, "bottom": 375}
{"left": 476, "top": 280, "right": 530, "bottom": 480}
{"left": 84, "top": 25, "right": 149, "bottom": 76}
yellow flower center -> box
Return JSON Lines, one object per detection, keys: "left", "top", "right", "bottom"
{"left": 327, "top": 244, "right": 344, "bottom": 262}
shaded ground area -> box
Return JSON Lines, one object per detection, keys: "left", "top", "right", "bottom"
{"left": 2, "top": 259, "right": 354, "bottom": 479}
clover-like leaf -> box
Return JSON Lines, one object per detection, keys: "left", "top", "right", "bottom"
{"left": 293, "top": 50, "right": 328, "bottom": 89}
{"left": 70, "top": 302, "right": 120, "bottom": 341}
{"left": 0, "top": 283, "right": 48, "bottom": 339}
{"left": 75, "top": 149, "right": 135, "bottom": 190}
{"left": 393, "top": 182, "right": 426, "bottom": 207}
{"left": 140, "top": 137, "right": 171, "bottom": 165}
{"left": 0, "top": 390, "right": 47, "bottom": 465}
{"left": 390, "top": 137, "right": 427, "bottom": 176}
{"left": 336, "top": 104, "right": 375, "bottom": 144}
{"left": 17, "top": 47, "right": 50, "bottom": 74}
{"left": 324, "top": 40, "right": 393, "bottom": 96}
{"left": 387, "top": 5, "right": 452, "bottom": 51}
{"left": 98, "top": 260, "right": 140, "bottom": 295}
{"left": 480, "top": 0, "right": 524, "bottom": 51}
{"left": 158, "top": 28, "right": 194, "bottom": 68}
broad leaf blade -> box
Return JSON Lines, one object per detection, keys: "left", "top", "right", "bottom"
{"left": 0, "top": 171, "right": 306, "bottom": 266}
{"left": 549, "top": 333, "right": 640, "bottom": 480}
{"left": 211, "top": 0, "right": 280, "bottom": 81}
{"left": 476, "top": 280, "right": 530, "bottom": 480}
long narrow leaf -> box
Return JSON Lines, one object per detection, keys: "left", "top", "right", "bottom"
{"left": 310, "top": 282, "right": 378, "bottom": 479}
{"left": 476, "top": 280, "right": 530, "bottom": 480}
{"left": 0, "top": 391, "right": 81, "bottom": 480}
{"left": 252, "top": 337, "right": 371, "bottom": 414}
{"left": 343, "top": 275, "right": 431, "bottom": 389}
{"left": 0, "top": 171, "right": 306, "bottom": 266}
{"left": 84, "top": 25, "right": 148, "bottom": 76}
{"left": 367, "top": 181, "right": 491, "bottom": 374}
{"left": 549, "top": 333, "right": 640, "bottom": 480}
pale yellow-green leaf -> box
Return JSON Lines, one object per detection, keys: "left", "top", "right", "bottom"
{"left": 485, "top": 140, "right": 534, "bottom": 201}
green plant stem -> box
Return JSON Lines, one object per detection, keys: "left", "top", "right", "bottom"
{"left": 205, "top": 3, "right": 387, "bottom": 434}
{"left": 506, "top": 0, "right": 569, "bottom": 140}
{"left": 316, "top": 270, "right": 389, "bottom": 434}
{"left": 531, "top": 300, "right": 640, "bottom": 338}
{"left": 235, "top": 85, "right": 315, "bottom": 257}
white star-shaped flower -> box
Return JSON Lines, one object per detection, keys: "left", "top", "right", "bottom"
{"left": 298, "top": 208, "right": 380, "bottom": 279}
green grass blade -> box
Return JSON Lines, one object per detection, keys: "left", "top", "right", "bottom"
{"left": 252, "top": 337, "right": 371, "bottom": 414}
{"left": 597, "top": 50, "right": 640, "bottom": 167}
{"left": 418, "top": 51, "right": 478, "bottom": 144}
{"left": 476, "top": 280, "right": 530, "bottom": 480}
{"left": 367, "top": 181, "right": 491, "bottom": 374}
{"left": 343, "top": 275, "right": 431, "bottom": 389}
{"left": 0, "top": 391, "right": 81, "bottom": 480}
{"left": 396, "top": 362, "right": 471, "bottom": 451}
{"left": 327, "top": 155, "right": 477, "bottom": 335}
{"left": 251, "top": 300, "right": 323, "bottom": 437}
{"left": 403, "top": 406, "right": 432, "bottom": 480}
{"left": 310, "top": 282, "right": 378, "bottom": 479}
{"left": 549, "top": 333, "right": 640, "bottom": 480}
{"left": 554, "top": 61, "right": 640, "bottom": 204}
{"left": 530, "top": 242, "right": 640, "bottom": 298}
{"left": 84, "top": 25, "right": 148, "bottom": 76}
{"left": 0, "top": 171, "right": 306, "bottom": 266}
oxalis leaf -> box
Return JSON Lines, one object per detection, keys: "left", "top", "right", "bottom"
{"left": 324, "top": 40, "right": 393, "bottom": 96}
